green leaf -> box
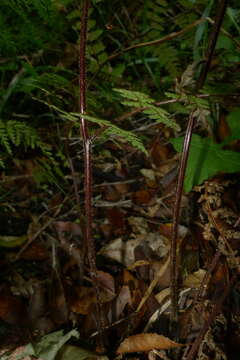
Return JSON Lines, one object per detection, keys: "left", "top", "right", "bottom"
{"left": 19, "top": 329, "right": 79, "bottom": 360}
{"left": 216, "top": 35, "right": 234, "bottom": 50}
{"left": 220, "top": 109, "right": 240, "bottom": 145}
{"left": 114, "top": 88, "right": 180, "bottom": 131}
{"left": 227, "top": 7, "right": 240, "bottom": 35}
{"left": 226, "top": 108, "right": 240, "bottom": 139}
{"left": 78, "top": 113, "right": 148, "bottom": 156}
{"left": 0, "top": 234, "right": 27, "bottom": 248}
{"left": 88, "top": 29, "right": 103, "bottom": 41}
{"left": 44, "top": 101, "right": 148, "bottom": 156}
{"left": 170, "top": 134, "right": 240, "bottom": 192}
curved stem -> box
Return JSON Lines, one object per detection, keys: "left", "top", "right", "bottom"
{"left": 170, "top": 0, "right": 229, "bottom": 324}
{"left": 170, "top": 110, "right": 195, "bottom": 322}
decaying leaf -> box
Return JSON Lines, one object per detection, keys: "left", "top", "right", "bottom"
{"left": 70, "top": 287, "right": 96, "bottom": 315}
{"left": 109, "top": 285, "right": 132, "bottom": 321}
{"left": 56, "top": 344, "right": 108, "bottom": 360}
{"left": 183, "top": 269, "right": 206, "bottom": 288}
{"left": 20, "top": 329, "right": 79, "bottom": 360}
{"left": 117, "top": 333, "right": 183, "bottom": 354}
{"left": 99, "top": 237, "right": 141, "bottom": 266}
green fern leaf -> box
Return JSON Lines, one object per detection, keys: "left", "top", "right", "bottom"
{"left": 0, "top": 119, "right": 52, "bottom": 167}
{"left": 75, "top": 113, "right": 148, "bottom": 156}
{"left": 114, "top": 88, "right": 180, "bottom": 131}
{"left": 0, "top": 121, "right": 12, "bottom": 154}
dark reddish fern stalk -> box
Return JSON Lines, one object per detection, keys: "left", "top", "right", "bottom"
{"left": 79, "top": 0, "right": 104, "bottom": 348}
{"left": 170, "top": 0, "right": 229, "bottom": 323}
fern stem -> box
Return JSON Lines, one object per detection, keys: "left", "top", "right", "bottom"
{"left": 170, "top": 110, "right": 195, "bottom": 324}
{"left": 197, "top": 0, "right": 229, "bottom": 89}
{"left": 79, "top": 0, "right": 105, "bottom": 349}
{"left": 170, "top": 0, "right": 229, "bottom": 325}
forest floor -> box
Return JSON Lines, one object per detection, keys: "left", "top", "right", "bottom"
{"left": 0, "top": 119, "right": 239, "bottom": 360}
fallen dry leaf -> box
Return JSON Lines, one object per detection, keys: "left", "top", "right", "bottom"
{"left": 132, "top": 189, "right": 155, "bottom": 205}
{"left": 96, "top": 270, "right": 115, "bottom": 302}
{"left": 103, "top": 185, "right": 121, "bottom": 201}
{"left": 183, "top": 269, "right": 206, "bottom": 288}
{"left": 117, "top": 333, "right": 183, "bottom": 353}
{"left": 70, "top": 286, "right": 96, "bottom": 315}
{"left": 54, "top": 221, "right": 83, "bottom": 236}
{"left": 19, "top": 243, "right": 48, "bottom": 261}
{"left": 99, "top": 237, "right": 141, "bottom": 266}
{"left": 0, "top": 294, "right": 28, "bottom": 326}
{"left": 108, "top": 285, "right": 131, "bottom": 321}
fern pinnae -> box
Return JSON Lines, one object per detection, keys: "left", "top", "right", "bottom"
{"left": 77, "top": 113, "right": 148, "bottom": 156}
{"left": 0, "top": 121, "right": 12, "bottom": 155}
{"left": 0, "top": 119, "right": 51, "bottom": 164}
{"left": 114, "top": 88, "right": 180, "bottom": 131}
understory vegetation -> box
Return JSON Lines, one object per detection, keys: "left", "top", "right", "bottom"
{"left": 0, "top": 0, "right": 240, "bottom": 359}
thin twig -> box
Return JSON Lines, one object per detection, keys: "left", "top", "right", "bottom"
{"left": 89, "top": 18, "right": 207, "bottom": 87}
{"left": 105, "top": 19, "right": 207, "bottom": 64}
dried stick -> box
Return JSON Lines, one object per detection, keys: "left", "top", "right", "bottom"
{"left": 78, "top": 0, "right": 105, "bottom": 348}
{"left": 170, "top": 0, "right": 229, "bottom": 323}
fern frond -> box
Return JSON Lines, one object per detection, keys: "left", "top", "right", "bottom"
{"left": 38, "top": 100, "right": 148, "bottom": 155}
{"left": 0, "top": 119, "right": 52, "bottom": 167}
{"left": 8, "top": 0, "right": 54, "bottom": 22}
{"left": 114, "top": 88, "right": 180, "bottom": 131}
{"left": 0, "top": 122, "right": 12, "bottom": 154}
{"left": 74, "top": 113, "right": 148, "bottom": 156}
{"left": 114, "top": 88, "right": 154, "bottom": 107}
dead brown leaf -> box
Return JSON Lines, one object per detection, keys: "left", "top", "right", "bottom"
{"left": 103, "top": 185, "right": 121, "bottom": 201}
{"left": 54, "top": 221, "right": 83, "bottom": 236}
{"left": 0, "top": 294, "right": 28, "bottom": 326}
{"left": 70, "top": 286, "right": 96, "bottom": 315}
{"left": 132, "top": 189, "right": 155, "bottom": 205}
{"left": 183, "top": 269, "right": 206, "bottom": 288}
{"left": 150, "top": 139, "right": 171, "bottom": 167}
{"left": 108, "top": 285, "right": 131, "bottom": 321}
{"left": 96, "top": 270, "right": 115, "bottom": 301}
{"left": 117, "top": 333, "right": 183, "bottom": 353}
{"left": 19, "top": 243, "right": 48, "bottom": 261}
